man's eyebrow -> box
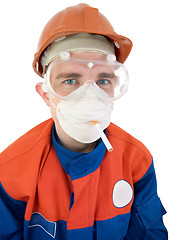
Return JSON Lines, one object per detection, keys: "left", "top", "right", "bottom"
{"left": 55, "top": 72, "right": 82, "bottom": 79}
{"left": 97, "top": 72, "right": 115, "bottom": 79}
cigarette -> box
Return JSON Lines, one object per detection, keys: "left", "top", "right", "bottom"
{"left": 92, "top": 121, "right": 113, "bottom": 152}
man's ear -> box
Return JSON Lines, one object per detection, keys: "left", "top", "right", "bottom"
{"left": 35, "top": 82, "right": 50, "bottom": 106}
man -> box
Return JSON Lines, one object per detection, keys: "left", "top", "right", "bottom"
{"left": 0, "top": 3, "right": 168, "bottom": 239}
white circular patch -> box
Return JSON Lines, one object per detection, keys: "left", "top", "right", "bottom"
{"left": 113, "top": 180, "right": 133, "bottom": 208}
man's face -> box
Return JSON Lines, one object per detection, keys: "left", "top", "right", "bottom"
{"left": 45, "top": 52, "right": 115, "bottom": 136}
{"left": 37, "top": 51, "right": 116, "bottom": 135}
{"left": 48, "top": 52, "right": 108, "bottom": 126}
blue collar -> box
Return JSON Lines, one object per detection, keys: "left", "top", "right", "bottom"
{"left": 52, "top": 124, "right": 106, "bottom": 181}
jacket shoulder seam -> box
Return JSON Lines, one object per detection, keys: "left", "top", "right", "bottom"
{"left": 108, "top": 132, "right": 152, "bottom": 161}
{"left": 0, "top": 134, "right": 51, "bottom": 168}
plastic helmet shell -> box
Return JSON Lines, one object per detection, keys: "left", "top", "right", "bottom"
{"left": 33, "top": 3, "right": 133, "bottom": 77}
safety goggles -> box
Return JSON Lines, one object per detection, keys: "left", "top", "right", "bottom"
{"left": 43, "top": 52, "right": 129, "bottom": 101}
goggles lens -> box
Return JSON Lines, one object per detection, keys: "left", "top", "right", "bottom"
{"left": 44, "top": 54, "right": 129, "bottom": 100}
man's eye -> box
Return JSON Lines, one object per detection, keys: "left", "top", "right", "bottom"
{"left": 97, "top": 79, "right": 110, "bottom": 85}
{"left": 64, "top": 79, "right": 76, "bottom": 84}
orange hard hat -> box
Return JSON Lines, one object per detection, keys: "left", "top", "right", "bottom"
{"left": 33, "top": 3, "right": 133, "bottom": 78}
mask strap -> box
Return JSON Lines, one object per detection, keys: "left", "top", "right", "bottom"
{"left": 49, "top": 97, "right": 57, "bottom": 109}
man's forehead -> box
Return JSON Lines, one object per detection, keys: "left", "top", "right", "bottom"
{"left": 70, "top": 51, "right": 107, "bottom": 61}
{"left": 50, "top": 61, "right": 115, "bottom": 77}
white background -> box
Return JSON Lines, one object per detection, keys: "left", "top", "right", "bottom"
{"left": 0, "top": 0, "right": 170, "bottom": 234}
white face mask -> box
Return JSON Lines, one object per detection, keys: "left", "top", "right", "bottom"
{"left": 53, "top": 81, "right": 113, "bottom": 144}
